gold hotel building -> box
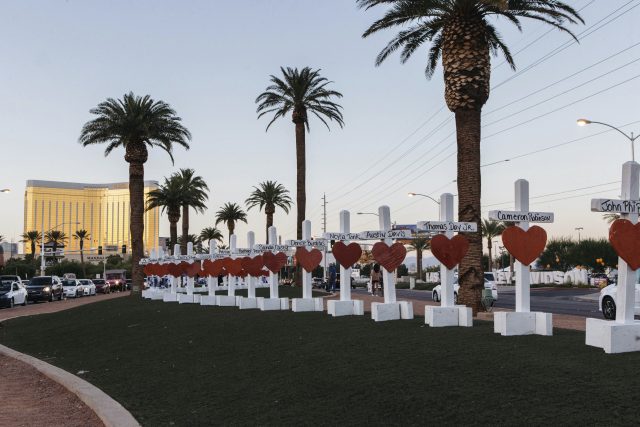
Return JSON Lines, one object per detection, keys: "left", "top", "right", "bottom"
{"left": 24, "top": 180, "right": 159, "bottom": 256}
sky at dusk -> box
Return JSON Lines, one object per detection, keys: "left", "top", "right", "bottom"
{"left": 1, "top": 0, "right": 639, "bottom": 252}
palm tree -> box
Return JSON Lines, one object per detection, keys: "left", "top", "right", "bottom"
{"left": 175, "top": 168, "right": 209, "bottom": 255}
{"left": 215, "top": 203, "right": 248, "bottom": 243}
{"left": 21, "top": 230, "right": 42, "bottom": 258}
{"left": 358, "top": 0, "right": 582, "bottom": 313}
{"left": 178, "top": 234, "right": 202, "bottom": 253}
{"left": 481, "top": 219, "right": 505, "bottom": 271}
{"left": 200, "top": 227, "right": 224, "bottom": 244}
{"left": 256, "top": 67, "right": 344, "bottom": 239}
{"left": 603, "top": 213, "right": 620, "bottom": 224}
{"left": 45, "top": 230, "right": 67, "bottom": 263}
{"left": 406, "top": 237, "right": 430, "bottom": 280}
{"left": 73, "top": 229, "right": 91, "bottom": 278}
{"left": 147, "top": 176, "right": 183, "bottom": 253}
{"left": 246, "top": 180, "right": 293, "bottom": 241}
{"left": 79, "top": 92, "right": 191, "bottom": 293}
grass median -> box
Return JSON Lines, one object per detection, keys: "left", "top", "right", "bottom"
{"left": 1, "top": 287, "right": 639, "bottom": 425}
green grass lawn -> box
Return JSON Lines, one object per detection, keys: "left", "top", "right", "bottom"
{"left": 1, "top": 288, "right": 639, "bottom": 425}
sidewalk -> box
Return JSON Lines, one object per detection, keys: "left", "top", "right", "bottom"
{"left": 325, "top": 292, "right": 589, "bottom": 331}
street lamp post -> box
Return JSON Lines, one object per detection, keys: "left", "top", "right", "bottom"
{"left": 40, "top": 221, "right": 80, "bottom": 276}
{"left": 0, "top": 189, "right": 10, "bottom": 193}
{"left": 577, "top": 119, "right": 639, "bottom": 161}
{"left": 407, "top": 192, "right": 441, "bottom": 205}
{"left": 356, "top": 212, "right": 379, "bottom": 217}
{"left": 575, "top": 227, "right": 584, "bottom": 243}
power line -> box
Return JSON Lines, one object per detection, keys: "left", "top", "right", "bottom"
{"left": 492, "top": 0, "right": 640, "bottom": 90}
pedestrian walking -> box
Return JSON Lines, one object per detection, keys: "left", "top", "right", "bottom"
{"left": 328, "top": 264, "right": 337, "bottom": 293}
{"left": 371, "top": 264, "right": 382, "bottom": 296}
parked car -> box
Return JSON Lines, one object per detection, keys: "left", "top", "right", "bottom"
{"left": 0, "top": 280, "right": 28, "bottom": 308}
{"left": 79, "top": 279, "right": 97, "bottom": 296}
{"left": 62, "top": 279, "right": 84, "bottom": 298}
{"left": 432, "top": 272, "right": 499, "bottom": 303}
{"left": 26, "top": 276, "right": 65, "bottom": 302}
{"left": 93, "top": 278, "right": 110, "bottom": 294}
{"left": 598, "top": 272, "right": 640, "bottom": 320}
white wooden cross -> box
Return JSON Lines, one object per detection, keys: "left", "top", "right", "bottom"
{"left": 171, "top": 243, "right": 180, "bottom": 294}
{"left": 285, "top": 220, "right": 327, "bottom": 300}
{"left": 489, "top": 179, "right": 554, "bottom": 313}
{"left": 228, "top": 235, "right": 238, "bottom": 297}
{"left": 417, "top": 193, "right": 477, "bottom": 308}
{"left": 246, "top": 231, "right": 257, "bottom": 299}
{"left": 591, "top": 161, "right": 640, "bottom": 324}
{"left": 207, "top": 239, "right": 218, "bottom": 295}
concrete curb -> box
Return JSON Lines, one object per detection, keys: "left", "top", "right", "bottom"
{"left": 0, "top": 344, "right": 139, "bottom": 427}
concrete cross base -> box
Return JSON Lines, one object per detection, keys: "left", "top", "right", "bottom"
{"left": 149, "top": 291, "right": 165, "bottom": 301}
{"left": 291, "top": 298, "right": 324, "bottom": 312}
{"left": 370, "top": 301, "right": 414, "bottom": 322}
{"left": 238, "top": 297, "right": 258, "bottom": 310}
{"left": 217, "top": 295, "right": 237, "bottom": 307}
{"left": 200, "top": 295, "right": 218, "bottom": 306}
{"left": 327, "top": 300, "right": 364, "bottom": 317}
{"left": 494, "top": 311, "right": 553, "bottom": 336}
{"left": 425, "top": 305, "right": 473, "bottom": 327}
{"left": 585, "top": 318, "right": 640, "bottom": 353}
{"left": 257, "top": 297, "right": 289, "bottom": 311}
{"left": 178, "top": 294, "right": 200, "bottom": 304}
{"left": 162, "top": 293, "right": 179, "bottom": 303}
{"left": 142, "top": 290, "right": 150, "bottom": 299}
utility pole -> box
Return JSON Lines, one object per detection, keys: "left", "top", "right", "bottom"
{"left": 322, "top": 193, "right": 327, "bottom": 282}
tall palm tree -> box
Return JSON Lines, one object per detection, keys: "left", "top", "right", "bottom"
{"left": 73, "top": 229, "right": 91, "bottom": 278}
{"left": 175, "top": 168, "right": 209, "bottom": 255}
{"left": 406, "top": 236, "right": 430, "bottom": 280}
{"left": 199, "top": 227, "right": 224, "bottom": 244}
{"left": 481, "top": 219, "right": 505, "bottom": 271}
{"left": 45, "top": 230, "right": 67, "bottom": 263}
{"left": 215, "top": 203, "right": 248, "bottom": 243}
{"left": 246, "top": 180, "right": 293, "bottom": 241}
{"left": 147, "top": 176, "right": 183, "bottom": 252}
{"left": 358, "top": 0, "right": 582, "bottom": 313}
{"left": 21, "top": 230, "right": 42, "bottom": 258}
{"left": 79, "top": 92, "right": 191, "bottom": 293}
{"left": 256, "top": 67, "right": 344, "bottom": 239}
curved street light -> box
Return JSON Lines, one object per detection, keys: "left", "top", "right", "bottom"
{"left": 577, "top": 118, "right": 639, "bottom": 161}
{"left": 356, "top": 212, "right": 379, "bottom": 217}
{"left": 407, "top": 192, "right": 441, "bottom": 205}
{"left": 0, "top": 189, "right": 10, "bottom": 193}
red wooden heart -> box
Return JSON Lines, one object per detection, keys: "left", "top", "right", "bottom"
{"left": 158, "top": 264, "right": 169, "bottom": 276}
{"left": 609, "top": 219, "right": 640, "bottom": 270}
{"left": 168, "top": 263, "right": 182, "bottom": 277}
{"left": 332, "top": 242, "right": 362, "bottom": 269}
{"left": 431, "top": 235, "right": 469, "bottom": 270}
{"left": 241, "top": 255, "right": 265, "bottom": 277}
{"left": 263, "top": 252, "right": 288, "bottom": 273}
{"left": 372, "top": 242, "right": 407, "bottom": 272}
{"left": 236, "top": 269, "right": 248, "bottom": 278}
{"left": 178, "top": 262, "right": 191, "bottom": 275}
{"left": 185, "top": 261, "right": 202, "bottom": 278}
{"left": 261, "top": 270, "right": 270, "bottom": 277}
{"left": 225, "top": 258, "right": 244, "bottom": 276}
{"left": 144, "top": 264, "right": 154, "bottom": 276}
{"left": 296, "top": 247, "right": 323, "bottom": 272}
{"left": 202, "top": 259, "right": 219, "bottom": 276}
{"left": 501, "top": 225, "right": 547, "bottom": 266}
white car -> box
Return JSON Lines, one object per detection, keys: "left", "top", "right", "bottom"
{"left": 599, "top": 279, "right": 640, "bottom": 320}
{"left": 0, "top": 280, "right": 28, "bottom": 308}
{"left": 62, "top": 279, "right": 84, "bottom": 298}
{"left": 79, "top": 279, "right": 96, "bottom": 296}
{"left": 432, "top": 272, "right": 499, "bottom": 303}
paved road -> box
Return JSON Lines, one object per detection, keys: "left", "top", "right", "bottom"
{"left": 354, "top": 287, "right": 604, "bottom": 319}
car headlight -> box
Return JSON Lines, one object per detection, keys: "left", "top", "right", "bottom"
{"left": 43, "top": 287, "right": 51, "bottom": 292}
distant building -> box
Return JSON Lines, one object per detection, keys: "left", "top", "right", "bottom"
{"left": 0, "top": 242, "right": 18, "bottom": 258}
{"left": 23, "top": 180, "right": 159, "bottom": 257}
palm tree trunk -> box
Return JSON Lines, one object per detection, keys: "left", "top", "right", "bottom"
{"left": 294, "top": 121, "right": 306, "bottom": 240}
{"left": 456, "top": 109, "right": 483, "bottom": 314}
{"left": 129, "top": 162, "right": 145, "bottom": 294}
{"left": 416, "top": 247, "right": 423, "bottom": 280}
{"left": 487, "top": 238, "right": 493, "bottom": 272}
{"left": 228, "top": 220, "right": 235, "bottom": 243}
{"left": 181, "top": 205, "right": 189, "bottom": 255}
{"left": 169, "top": 220, "right": 178, "bottom": 253}
{"left": 80, "top": 240, "right": 86, "bottom": 278}
{"left": 266, "top": 212, "right": 274, "bottom": 244}
{"left": 31, "top": 241, "right": 35, "bottom": 257}
{"left": 509, "top": 255, "right": 514, "bottom": 284}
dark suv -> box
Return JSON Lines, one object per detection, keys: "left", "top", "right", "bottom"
{"left": 26, "top": 276, "right": 64, "bottom": 302}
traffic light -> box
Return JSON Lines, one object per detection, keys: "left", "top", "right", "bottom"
{"left": 121, "top": 245, "right": 126, "bottom": 254}
{"left": 98, "top": 246, "right": 102, "bottom": 255}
